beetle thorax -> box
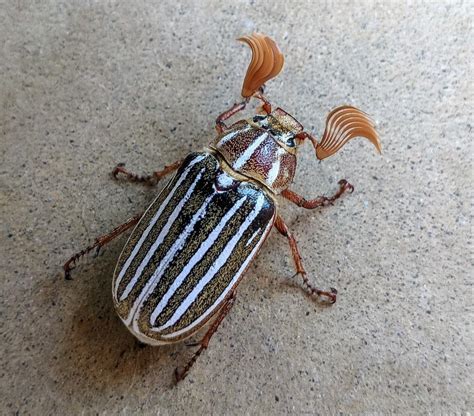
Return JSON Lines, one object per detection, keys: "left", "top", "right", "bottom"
{"left": 212, "top": 109, "right": 304, "bottom": 194}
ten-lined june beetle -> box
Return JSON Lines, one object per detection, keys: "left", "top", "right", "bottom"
{"left": 64, "top": 33, "right": 380, "bottom": 381}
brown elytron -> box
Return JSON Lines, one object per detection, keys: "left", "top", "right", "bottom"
{"left": 239, "top": 33, "right": 284, "bottom": 97}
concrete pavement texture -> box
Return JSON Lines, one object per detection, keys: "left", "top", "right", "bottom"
{"left": 1, "top": 1, "right": 472, "bottom": 415}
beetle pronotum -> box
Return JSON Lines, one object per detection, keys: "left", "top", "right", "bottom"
{"left": 64, "top": 33, "right": 380, "bottom": 382}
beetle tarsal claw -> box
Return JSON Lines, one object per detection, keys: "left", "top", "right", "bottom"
{"left": 315, "top": 289, "right": 337, "bottom": 304}
{"left": 112, "top": 162, "right": 126, "bottom": 179}
{"left": 315, "top": 105, "right": 381, "bottom": 160}
{"left": 338, "top": 179, "right": 354, "bottom": 194}
{"left": 239, "top": 33, "right": 284, "bottom": 98}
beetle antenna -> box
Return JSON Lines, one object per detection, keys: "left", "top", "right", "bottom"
{"left": 253, "top": 88, "right": 272, "bottom": 114}
{"left": 296, "top": 131, "right": 319, "bottom": 150}
{"left": 314, "top": 106, "right": 381, "bottom": 160}
{"left": 238, "top": 33, "right": 284, "bottom": 99}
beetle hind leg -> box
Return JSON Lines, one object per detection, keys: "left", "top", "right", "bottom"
{"left": 63, "top": 212, "right": 142, "bottom": 279}
{"left": 112, "top": 159, "right": 183, "bottom": 186}
{"left": 274, "top": 215, "right": 337, "bottom": 304}
{"left": 174, "top": 292, "right": 237, "bottom": 383}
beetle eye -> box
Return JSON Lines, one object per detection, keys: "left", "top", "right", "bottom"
{"left": 286, "top": 137, "right": 296, "bottom": 147}
{"left": 253, "top": 115, "right": 269, "bottom": 129}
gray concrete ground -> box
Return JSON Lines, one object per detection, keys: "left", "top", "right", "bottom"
{"left": 1, "top": 1, "right": 472, "bottom": 415}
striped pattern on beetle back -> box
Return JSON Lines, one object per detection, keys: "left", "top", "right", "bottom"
{"left": 112, "top": 152, "right": 276, "bottom": 344}
{"left": 214, "top": 122, "right": 296, "bottom": 193}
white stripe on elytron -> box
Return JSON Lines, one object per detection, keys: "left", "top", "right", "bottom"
{"left": 120, "top": 168, "right": 205, "bottom": 303}
{"left": 161, "top": 206, "right": 273, "bottom": 339}
{"left": 126, "top": 187, "right": 216, "bottom": 328}
{"left": 233, "top": 133, "right": 268, "bottom": 170}
{"left": 114, "top": 154, "right": 205, "bottom": 297}
{"left": 219, "top": 126, "right": 251, "bottom": 145}
{"left": 148, "top": 195, "right": 248, "bottom": 327}
{"left": 245, "top": 228, "right": 261, "bottom": 247}
{"left": 155, "top": 193, "right": 266, "bottom": 332}
{"left": 266, "top": 147, "right": 286, "bottom": 186}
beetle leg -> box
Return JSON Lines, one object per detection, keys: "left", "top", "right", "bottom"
{"left": 215, "top": 100, "right": 249, "bottom": 133}
{"left": 63, "top": 212, "right": 143, "bottom": 279}
{"left": 175, "top": 292, "right": 237, "bottom": 382}
{"left": 280, "top": 179, "right": 354, "bottom": 209}
{"left": 112, "top": 159, "right": 183, "bottom": 186}
{"left": 274, "top": 215, "right": 337, "bottom": 304}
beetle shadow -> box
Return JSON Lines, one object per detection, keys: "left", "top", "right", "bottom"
{"left": 51, "top": 249, "right": 191, "bottom": 398}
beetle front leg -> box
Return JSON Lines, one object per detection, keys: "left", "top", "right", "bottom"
{"left": 175, "top": 292, "right": 237, "bottom": 383}
{"left": 112, "top": 159, "right": 183, "bottom": 186}
{"left": 215, "top": 99, "right": 249, "bottom": 133}
{"left": 63, "top": 212, "right": 143, "bottom": 279}
{"left": 274, "top": 215, "right": 337, "bottom": 304}
{"left": 280, "top": 179, "right": 354, "bottom": 209}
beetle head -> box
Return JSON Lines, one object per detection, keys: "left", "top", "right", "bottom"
{"left": 251, "top": 107, "right": 305, "bottom": 155}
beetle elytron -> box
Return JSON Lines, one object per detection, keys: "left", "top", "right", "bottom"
{"left": 64, "top": 33, "right": 380, "bottom": 381}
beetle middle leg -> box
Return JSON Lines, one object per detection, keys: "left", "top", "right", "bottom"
{"left": 274, "top": 215, "right": 337, "bottom": 304}
{"left": 175, "top": 292, "right": 237, "bottom": 383}
{"left": 280, "top": 179, "right": 354, "bottom": 209}
{"left": 63, "top": 212, "right": 143, "bottom": 279}
{"left": 112, "top": 159, "right": 183, "bottom": 186}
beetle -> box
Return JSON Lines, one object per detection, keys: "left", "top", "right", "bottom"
{"left": 64, "top": 33, "right": 380, "bottom": 381}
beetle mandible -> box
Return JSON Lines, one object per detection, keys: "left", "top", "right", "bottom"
{"left": 64, "top": 33, "right": 381, "bottom": 382}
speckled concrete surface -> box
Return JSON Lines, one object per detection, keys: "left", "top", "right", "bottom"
{"left": 1, "top": 1, "right": 472, "bottom": 415}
